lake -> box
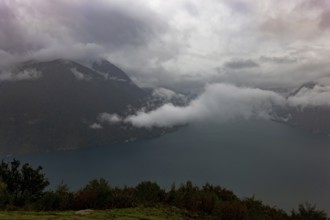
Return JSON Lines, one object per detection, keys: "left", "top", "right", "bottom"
{"left": 10, "top": 119, "right": 330, "bottom": 213}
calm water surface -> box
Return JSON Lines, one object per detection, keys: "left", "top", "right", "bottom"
{"left": 11, "top": 120, "right": 330, "bottom": 213}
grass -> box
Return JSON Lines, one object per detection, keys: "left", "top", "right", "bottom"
{"left": 0, "top": 206, "right": 197, "bottom": 220}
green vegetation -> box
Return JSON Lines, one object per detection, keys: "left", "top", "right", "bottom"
{"left": 0, "top": 159, "right": 329, "bottom": 220}
{"left": 0, "top": 159, "right": 49, "bottom": 207}
{"left": 0, "top": 207, "right": 189, "bottom": 220}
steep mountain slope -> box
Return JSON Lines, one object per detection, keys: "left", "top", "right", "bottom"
{"left": 0, "top": 59, "right": 164, "bottom": 154}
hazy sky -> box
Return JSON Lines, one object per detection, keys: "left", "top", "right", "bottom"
{"left": 2, "top": 0, "right": 330, "bottom": 128}
{"left": 1, "top": 0, "right": 330, "bottom": 91}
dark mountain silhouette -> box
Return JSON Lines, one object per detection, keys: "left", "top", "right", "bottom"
{"left": 0, "top": 59, "right": 166, "bottom": 154}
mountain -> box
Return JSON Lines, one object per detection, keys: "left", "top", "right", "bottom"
{"left": 0, "top": 59, "right": 167, "bottom": 154}
{"left": 274, "top": 82, "right": 330, "bottom": 136}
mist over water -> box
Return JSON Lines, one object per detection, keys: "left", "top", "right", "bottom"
{"left": 14, "top": 120, "right": 330, "bottom": 214}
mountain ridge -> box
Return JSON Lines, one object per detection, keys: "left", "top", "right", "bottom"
{"left": 0, "top": 59, "right": 167, "bottom": 154}
{"left": 274, "top": 82, "right": 330, "bottom": 136}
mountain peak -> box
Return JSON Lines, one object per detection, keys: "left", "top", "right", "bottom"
{"left": 92, "top": 59, "right": 131, "bottom": 82}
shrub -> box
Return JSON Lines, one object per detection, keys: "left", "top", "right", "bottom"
{"left": 291, "top": 203, "right": 328, "bottom": 220}
{"left": 135, "top": 181, "right": 165, "bottom": 206}
{"left": 74, "top": 178, "right": 112, "bottom": 209}
{"left": 111, "top": 186, "right": 137, "bottom": 208}
{"left": 215, "top": 201, "right": 248, "bottom": 220}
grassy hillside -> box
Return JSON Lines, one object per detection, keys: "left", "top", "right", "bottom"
{"left": 1, "top": 159, "right": 328, "bottom": 220}
{"left": 0, "top": 207, "right": 194, "bottom": 220}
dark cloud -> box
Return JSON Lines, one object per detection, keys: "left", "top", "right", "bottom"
{"left": 224, "top": 0, "right": 250, "bottom": 14}
{"left": 0, "top": 1, "right": 40, "bottom": 53}
{"left": 71, "top": 1, "right": 166, "bottom": 49}
{"left": 259, "top": 0, "right": 330, "bottom": 39}
{"left": 298, "top": 0, "right": 330, "bottom": 10}
{"left": 224, "top": 59, "right": 259, "bottom": 69}
{"left": 259, "top": 56, "right": 297, "bottom": 64}
{"left": 0, "top": 0, "right": 167, "bottom": 66}
{"left": 297, "top": 0, "right": 330, "bottom": 30}
{"left": 1, "top": 0, "right": 330, "bottom": 96}
{"left": 320, "top": 9, "right": 330, "bottom": 29}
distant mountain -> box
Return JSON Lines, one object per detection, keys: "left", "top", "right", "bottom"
{"left": 92, "top": 59, "right": 132, "bottom": 82}
{"left": 0, "top": 59, "right": 167, "bottom": 154}
{"left": 274, "top": 82, "right": 330, "bottom": 136}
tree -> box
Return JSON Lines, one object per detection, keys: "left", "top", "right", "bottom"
{"left": 0, "top": 181, "right": 9, "bottom": 208}
{"left": 135, "top": 181, "right": 165, "bottom": 205}
{"left": 291, "top": 203, "right": 328, "bottom": 220}
{"left": 0, "top": 159, "right": 49, "bottom": 206}
{"left": 36, "top": 182, "right": 74, "bottom": 211}
{"left": 176, "top": 181, "right": 200, "bottom": 211}
{"left": 74, "top": 178, "right": 112, "bottom": 209}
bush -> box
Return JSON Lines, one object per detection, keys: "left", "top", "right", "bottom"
{"left": 175, "top": 181, "right": 200, "bottom": 211}
{"left": 135, "top": 181, "right": 165, "bottom": 206}
{"left": 215, "top": 201, "right": 248, "bottom": 220}
{"left": 36, "top": 183, "right": 73, "bottom": 211}
{"left": 291, "top": 203, "right": 328, "bottom": 220}
{"left": 202, "top": 183, "right": 238, "bottom": 202}
{"left": 197, "top": 191, "right": 219, "bottom": 214}
{"left": 111, "top": 187, "right": 137, "bottom": 208}
{"left": 74, "top": 178, "right": 112, "bottom": 209}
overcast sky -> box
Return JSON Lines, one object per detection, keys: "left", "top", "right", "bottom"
{"left": 2, "top": 0, "right": 330, "bottom": 127}
{"left": 1, "top": 0, "right": 330, "bottom": 91}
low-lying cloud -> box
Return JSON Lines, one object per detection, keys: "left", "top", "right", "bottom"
{"left": 152, "top": 87, "right": 187, "bottom": 103}
{"left": 95, "top": 82, "right": 330, "bottom": 128}
{"left": 97, "top": 83, "right": 286, "bottom": 128}
{"left": 126, "top": 84, "right": 285, "bottom": 128}
{"left": 98, "top": 112, "right": 122, "bottom": 124}
{"left": 224, "top": 59, "right": 259, "bottom": 69}
{"left": 0, "top": 69, "right": 42, "bottom": 82}
{"left": 288, "top": 84, "right": 330, "bottom": 108}
{"left": 71, "top": 68, "right": 91, "bottom": 81}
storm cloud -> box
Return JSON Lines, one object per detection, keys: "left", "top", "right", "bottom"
{"left": 1, "top": 0, "right": 330, "bottom": 109}
{"left": 0, "top": 0, "right": 166, "bottom": 66}
{"left": 224, "top": 59, "right": 259, "bottom": 69}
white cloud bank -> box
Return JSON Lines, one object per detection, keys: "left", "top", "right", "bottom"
{"left": 125, "top": 84, "right": 285, "bottom": 128}
{"left": 152, "top": 88, "right": 177, "bottom": 100}
{"left": 96, "top": 82, "right": 330, "bottom": 128}
{"left": 0, "top": 69, "right": 42, "bottom": 82}
{"left": 94, "top": 83, "right": 284, "bottom": 128}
